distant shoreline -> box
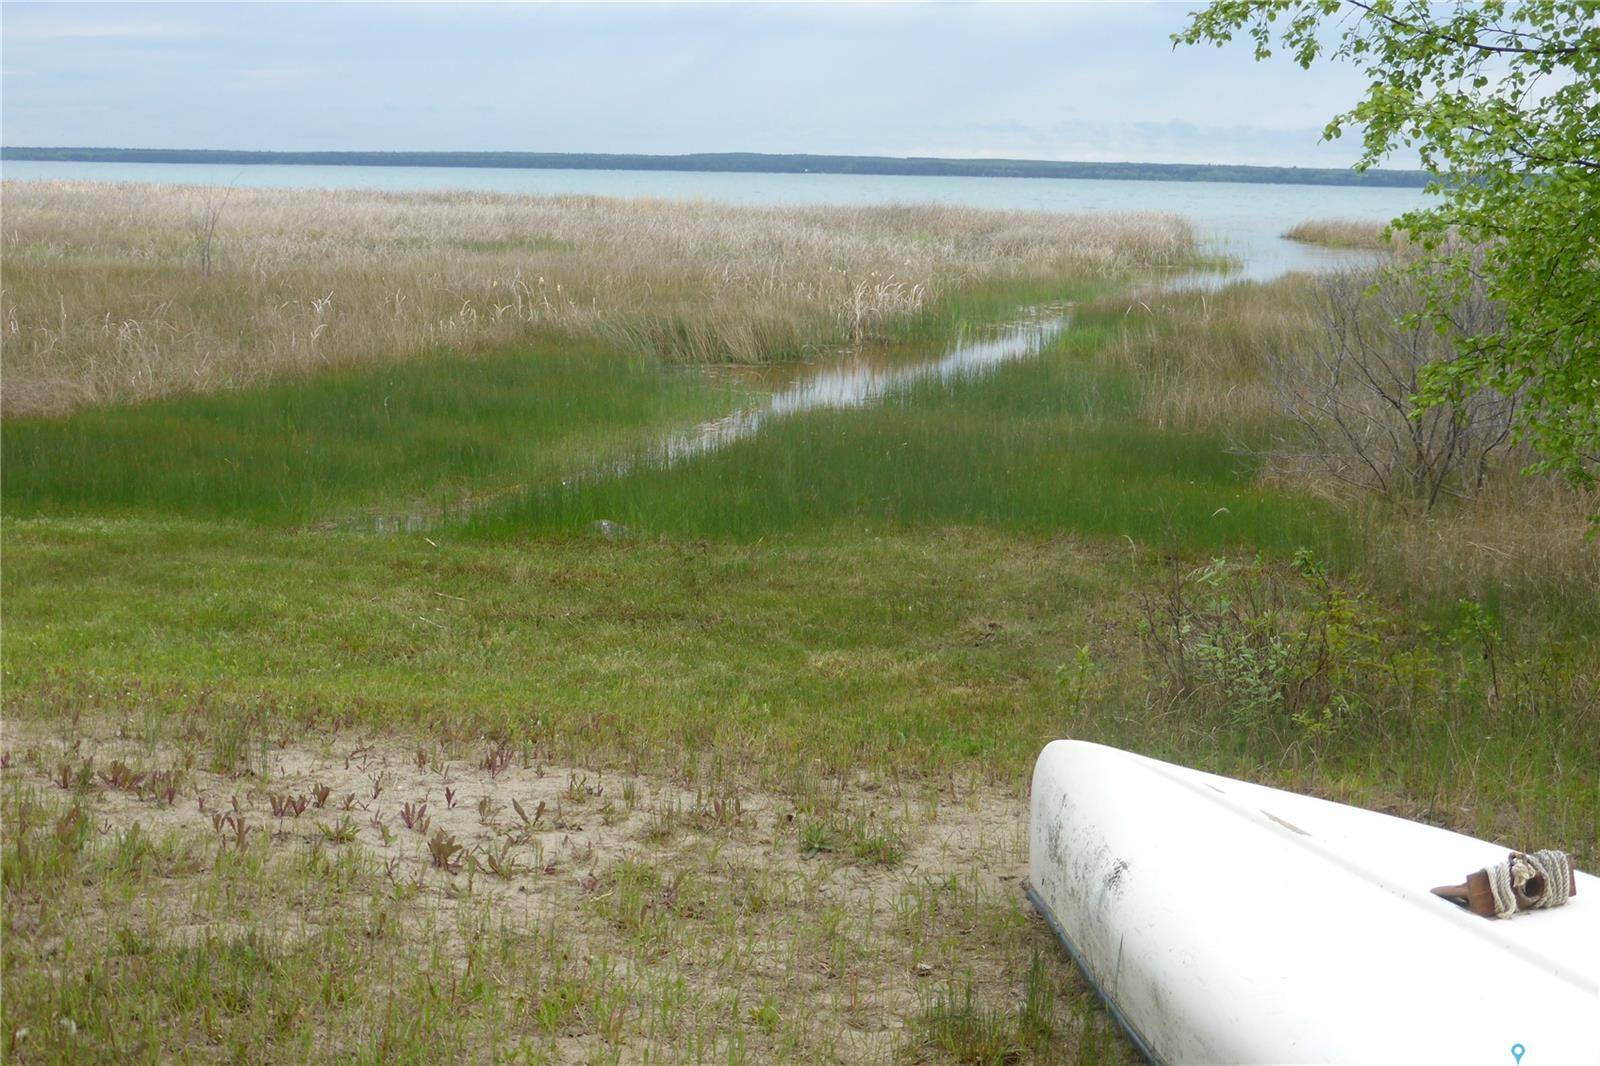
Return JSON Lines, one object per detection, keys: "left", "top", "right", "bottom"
{"left": 0, "top": 146, "right": 1434, "bottom": 189}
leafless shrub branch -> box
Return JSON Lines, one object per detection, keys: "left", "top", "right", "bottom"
{"left": 1269, "top": 263, "right": 1522, "bottom": 510}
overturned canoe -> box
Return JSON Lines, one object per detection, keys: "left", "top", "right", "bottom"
{"left": 1027, "top": 740, "right": 1597, "bottom": 1065}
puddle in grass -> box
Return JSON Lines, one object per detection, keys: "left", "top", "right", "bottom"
{"left": 338, "top": 311, "right": 1069, "bottom": 533}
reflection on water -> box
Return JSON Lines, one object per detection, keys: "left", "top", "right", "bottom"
{"left": 344, "top": 238, "right": 1391, "bottom": 534}
{"left": 650, "top": 314, "right": 1069, "bottom": 469}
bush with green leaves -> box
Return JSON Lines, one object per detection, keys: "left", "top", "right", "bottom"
{"left": 1140, "top": 551, "right": 1391, "bottom": 738}
{"left": 1178, "top": 0, "right": 1599, "bottom": 487}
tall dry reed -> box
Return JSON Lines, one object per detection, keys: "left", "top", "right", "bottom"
{"left": 1283, "top": 218, "right": 1394, "bottom": 250}
{"left": 0, "top": 181, "right": 1198, "bottom": 416}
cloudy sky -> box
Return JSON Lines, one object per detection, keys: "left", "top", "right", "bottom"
{"left": 1, "top": 2, "right": 1390, "bottom": 168}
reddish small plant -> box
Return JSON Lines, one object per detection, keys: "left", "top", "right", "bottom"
{"left": 311, "top": 783, "right": 332, "bottom": 809}
{"left": 341, "top": 793, "right": 357, "bottom": 812}
{"left": 213, "top": 809, "right": 250, "bottom": 850}
{"left": 507, "top": 798, "right": 546, "bottom": 842}
{"left": 427, "top": 828, "right": 465, "bottom": 872}
{"left": 98, "top": 760, "right": 148, "bottom": 792}
{"left": 399, "top": 801, "right": 430, "bottom": 834}
{"left": 269, "top": 792, "right": 308, "bottom": 819}
{"left": 513, "top": 798, "right": 545, "bottom": 827}
{"left": 54, "top": 804, "right": 90, "bottom": 852}
{"left": 480, "top": 740, "right": 514, "bottom": 779}
{"left": 414, "top": 747, "right": 429, "bottom": 770}
{"left": 443, "top": 786, "right": 457, "bottom": 809}
{"left": 141, "top": 770, "right": 182, "bottom": 806}
{"left": 550, "top": 798, "right": 581, "bottom": 831}
{"left": 369, "top": 772, "right": 388, "bottom": 801}
{"left": 480, "top": 841, "right": 521, "bottom": 879}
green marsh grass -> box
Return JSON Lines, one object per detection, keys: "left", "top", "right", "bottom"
{"left": 473, "top": 323, "right": 1353, "bottom": 560}
{"left": 3, "top": 335, "right": 744, "bottom": 525}
{"left": 1, "top": 277, "right": 1114, "bottom": 528}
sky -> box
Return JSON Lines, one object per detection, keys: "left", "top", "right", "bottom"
{"left": 0, "top": 2, "right": 1395, "bottom": 169}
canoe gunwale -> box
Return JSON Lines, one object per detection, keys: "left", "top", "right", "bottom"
{"left": 1024, "top": 879, "right": 1160, "bottom": 1065}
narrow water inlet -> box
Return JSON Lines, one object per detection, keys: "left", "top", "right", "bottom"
{"left": 650, "top": 311, "right": 1071, "bottom": 469}
{"left": 331, "top": 237, "right": 1398, "bottom": 534}
{"left": 343, "top": 311, "right": 1069, "bottom": 533}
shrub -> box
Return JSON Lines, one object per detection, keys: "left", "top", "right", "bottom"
{"left": 1139, "top": 551, "right": 1392, "bottom": 738}
{"left": 1271, "top": 265, "right": 1522, "bottom": 509}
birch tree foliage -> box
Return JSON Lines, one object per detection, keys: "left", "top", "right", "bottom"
{"left": 1176, "top": 1, "right": 1600, "bottom": 485}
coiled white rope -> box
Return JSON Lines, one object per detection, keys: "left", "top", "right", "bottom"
{"left": 1486, "top": 850, "right": 1572, "bottom": 919}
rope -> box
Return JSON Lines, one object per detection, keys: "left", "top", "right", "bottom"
{"left": 1485, "top": 850, "right": 1572, "bottom": 918}
{"left": 1487, "top": 860, "right": 1517, "bottom": 918}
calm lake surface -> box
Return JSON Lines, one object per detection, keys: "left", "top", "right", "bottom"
{"left": 2, "top": 159, "right": 1429, "bottom": 282}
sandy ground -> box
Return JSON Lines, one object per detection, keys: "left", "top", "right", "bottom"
{"left": 2, "top": 717, "right": 1103, "bottom": 1062}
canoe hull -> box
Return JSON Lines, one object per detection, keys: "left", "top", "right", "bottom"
{"left": 1028, "top": 740, "right": 1598, "bottom": 1065}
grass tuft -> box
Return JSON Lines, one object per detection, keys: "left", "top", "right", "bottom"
{"left": 1283, "top": 218, "right": 1394, "bottom": 249}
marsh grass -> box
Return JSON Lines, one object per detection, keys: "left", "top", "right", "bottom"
{"left": 1086, "top": 274, "right": 1599, "bottom": 637}
{"left": 1, "top": 279, "right": 1116, "bottom": 527}
{"left": 1283, "top": 218, "right": 1394, "bottom": 250}
{"left": 1, "top": 181, "right": 1197, "bottom": 416}
{"left": 2, "top": 334, "right": 744, "bottom": 524}
{"left": 472, "top": 325, "right": 1352, "bottom": 558}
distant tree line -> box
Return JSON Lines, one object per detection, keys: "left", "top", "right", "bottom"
{"left": 0, "top": 146, "right": 1434, "bottom": 188}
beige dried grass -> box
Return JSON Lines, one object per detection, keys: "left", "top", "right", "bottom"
{"left": 1, "top": 180, "right": 1197, "bottom": 416}
{"left": 1284, "top": 218, "right": 1395, "bottom": 250}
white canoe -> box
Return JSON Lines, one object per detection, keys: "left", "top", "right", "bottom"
{"left": 1028, "top": 740, "right": 1598, "bottom": 1065}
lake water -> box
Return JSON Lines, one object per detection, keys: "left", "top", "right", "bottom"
{"left": 2, "top": 159, "right": 1428, "bottom": 283}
